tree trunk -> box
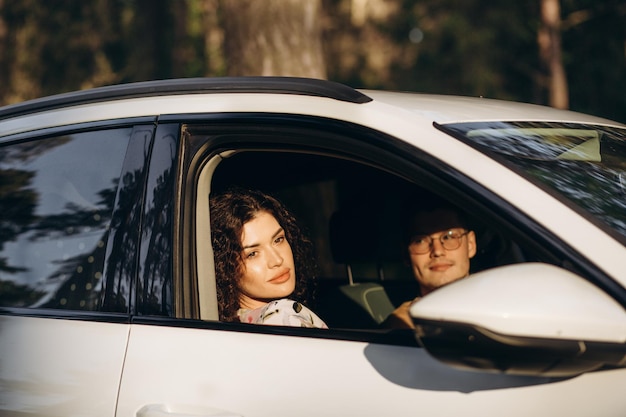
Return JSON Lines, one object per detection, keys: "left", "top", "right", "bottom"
{"left": 538, "top": 0, "right": 569, "bottom": 109}
{"left": 127, "top": 0, "right": 174, "bottom": 81}
{"left": 201, "top": 0, "right": 226, "bottom": 76}
{"left": 220, "top": 0, "right": 326, "bottom": 78}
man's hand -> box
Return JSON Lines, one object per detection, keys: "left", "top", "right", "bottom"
{"left": 380, "top": 299, "right": 418, "bottom": 329}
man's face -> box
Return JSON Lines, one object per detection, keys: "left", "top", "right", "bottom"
{"left": 407, "top": 209, "right": 476, "bottom": 296}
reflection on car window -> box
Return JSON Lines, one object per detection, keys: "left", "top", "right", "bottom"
{"left": 0, "top": 129, "right": 132, "bottom": 311}
{"left": 442, "top": 122, "right": 626, "bottom": 241}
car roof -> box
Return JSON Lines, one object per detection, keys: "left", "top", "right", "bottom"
{"left": 0, "top": 77, "right": 371, "bottom": 120}
{"left": 0, "top": 77, "right": 623, "bottom": 134}
{"left": 361, "top": 90, "right": 625, "bottom": 127}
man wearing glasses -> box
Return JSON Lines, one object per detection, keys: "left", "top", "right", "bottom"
{"left": 382, "top": 194, "right": 477, "bottom": 329}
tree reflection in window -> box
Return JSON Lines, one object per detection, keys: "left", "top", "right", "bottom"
{"left": 443, "top": 122, "right": 626, "bottom": 241}
{"left": 0, "top": 129, "right": 132, "bottom": 311}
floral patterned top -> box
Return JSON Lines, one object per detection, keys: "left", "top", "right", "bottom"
{"left": 238, "top": 298, "right": 328, "bottom": 328}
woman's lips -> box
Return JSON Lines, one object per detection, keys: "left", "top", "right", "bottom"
{"left": 269, "top": 270, "right": 291, "bottom": 284}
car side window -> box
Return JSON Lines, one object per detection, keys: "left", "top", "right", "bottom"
{"left": 185, "top": 126, "right": 415, "bottom": 326}
{"left": 0, "top": 128, "right": 133, "bottom": 311}
{"left": 203, "top": 151, "right": 451, "bottom": 329}
{"left": 185, "top": 120, "right": 546, "bottom": 336}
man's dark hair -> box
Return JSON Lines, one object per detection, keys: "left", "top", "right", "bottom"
{"left": 401, "top": 191, "right": 471, "bottom": 244}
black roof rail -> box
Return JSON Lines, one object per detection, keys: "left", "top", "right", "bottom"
{"left": 0, "top": 77, "right": 372, "bottom": 120}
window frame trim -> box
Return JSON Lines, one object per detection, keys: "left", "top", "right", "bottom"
{"left": 173, "top": 113, "right": 625, "bottom": 346}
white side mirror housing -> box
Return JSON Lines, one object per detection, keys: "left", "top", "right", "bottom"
{"left": 410, "top": 263, "right": 626, "bottom": 376}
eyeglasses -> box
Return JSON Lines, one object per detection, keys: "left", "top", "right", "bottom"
{"left": 409, "top": 229, "right": 469, "bottom": 254}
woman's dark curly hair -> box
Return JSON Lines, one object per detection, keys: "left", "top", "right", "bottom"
{"left": 210, "top": 188, "right": 317, "bottom": 322}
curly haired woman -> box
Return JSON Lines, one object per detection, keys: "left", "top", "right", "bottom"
{"left": 210, "top": 188, "right": 327, "bottom": 328}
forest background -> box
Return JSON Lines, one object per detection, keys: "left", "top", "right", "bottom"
{"left": 0, "top": 0, "right": 624, "bottom": 123}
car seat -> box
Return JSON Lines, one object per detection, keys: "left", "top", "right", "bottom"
{"left": 318, "top": 200, "right": 400, "bottom": 328}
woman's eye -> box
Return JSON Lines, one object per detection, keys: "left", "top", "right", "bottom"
{"left": 245, "top": 251, "right": 258, "bottom": 259}
{"left": 274, "top": 235, "right": 285, "bottom": 244}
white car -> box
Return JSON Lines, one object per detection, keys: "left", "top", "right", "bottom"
{"left": 0, "top": 77, "right": 625, "bottom": 417}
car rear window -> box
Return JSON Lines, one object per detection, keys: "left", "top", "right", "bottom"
{"left": 0, "top": 128, "right": 132, "bottom": 311}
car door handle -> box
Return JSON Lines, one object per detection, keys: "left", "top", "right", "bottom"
{"left": 136, "top": 404, "right": 243, "bottom": 417}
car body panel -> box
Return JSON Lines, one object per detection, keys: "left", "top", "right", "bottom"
{"left": 0, "top": 315, "right": 129, "bottom": 416}
{"left": 1, "top": 78, "right": 625, "bottom": 417}
{"left": 116, "top": 322, "right": 626, "bottom": 417}
{"left": 362, "top": 90, "right": 626, "bottom": 126}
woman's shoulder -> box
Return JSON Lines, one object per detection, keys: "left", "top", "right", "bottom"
{"left": 238, "top": 298, "right": 328, "bottom": 328}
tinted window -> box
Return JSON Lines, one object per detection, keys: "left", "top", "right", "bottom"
{"left": 0, "top": 128, "right": 132, "bottom": 311}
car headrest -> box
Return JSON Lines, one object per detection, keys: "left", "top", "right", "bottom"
{"left": 329, "top": 199, "right": 405, "bottom": 265}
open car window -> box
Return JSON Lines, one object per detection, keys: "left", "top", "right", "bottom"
{"left": 182, "top": 118, "right": 568, "bottom": 335}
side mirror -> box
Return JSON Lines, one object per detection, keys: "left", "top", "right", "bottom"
{"left": 410, "top": 263, "right": 626, "bottom": 377}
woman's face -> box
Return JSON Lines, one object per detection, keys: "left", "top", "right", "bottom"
{"left": 237, "top": 211, "right": 296, "bottom": 310}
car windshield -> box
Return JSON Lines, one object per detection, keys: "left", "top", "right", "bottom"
{"left": 439, "top": 121, "right": 626, "bottom": 242}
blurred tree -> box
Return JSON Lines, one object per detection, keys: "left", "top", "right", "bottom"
{"left": 322, "top": 0, "right": 541, "bottom": 99}
{"left": 0, "top": 0, "right": 624, "bottom": 121}
{"left": 127, "top": 0, "right": 175, "bottom": 81}
{"left": 539, "top": 0, "right": 568, "bottom": 109}
{"left": 0, "top": 0, "right": 125, "bottom": 102}
{"left": 322, "top": 0, "right": 408, "bottom": 88}
{"left": 220, "top": 0, "right": 326, "bottom": 77}
{"left": 184, "top": 0, "right": 225, "bottom": 77}
{"left": 321, "top": 0, "right": 624, "bottom": 121}
{"left": 561, "top": 0, "right": 626, "bottom": 122}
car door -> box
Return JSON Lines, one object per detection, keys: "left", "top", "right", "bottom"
{"left": 0, "top": 123, "right": 154, "bottom": 416}
{"left": 116, "top": 115, "right": 626, "bottom": 417}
